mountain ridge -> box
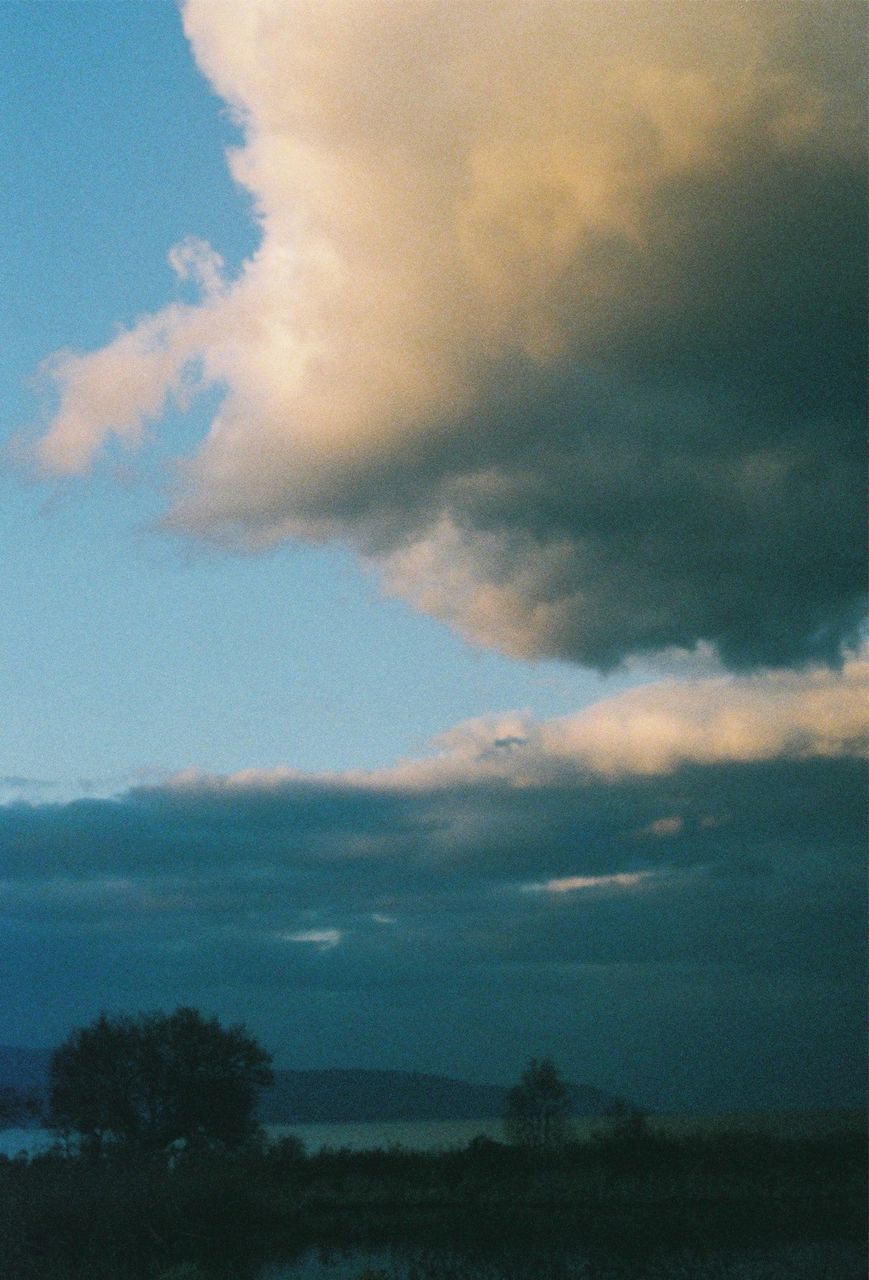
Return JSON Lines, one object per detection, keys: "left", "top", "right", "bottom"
{"left": 0, "top": 1046, "right": 619, "bottom": 1125}
{"left": 258, "top": 1066, "right": 618, "bottom": 1124}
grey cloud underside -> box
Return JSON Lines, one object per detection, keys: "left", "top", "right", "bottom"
{"left": 4, "top": 757, "right": 864, "bottom": 880}
{"left": 1, "top": 757, "right": 864, "bottom": 1106}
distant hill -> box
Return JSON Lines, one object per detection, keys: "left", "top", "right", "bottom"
{"left": 0, "top": 1046, "right": 618, "bottom": 1125}
{"left": 258, "top": 1068, "right": 618, "bottom": 1124}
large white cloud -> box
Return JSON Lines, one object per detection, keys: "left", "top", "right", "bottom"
{"left": 31, "top": 0, "right": 866, "bottom": 668}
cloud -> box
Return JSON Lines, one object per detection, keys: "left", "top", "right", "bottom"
{"left": 1, "top": 745, "right": 864, "bottom": 1107}
{"left": 365, "top": 657, "right": 868, "bottom": 787}
{"left": 0, "top": 777, "right": 58, "bottom": 806}
{"left": 278, "top": 928, "right": 342, "bottom": 951}
{"left": 639, "top": 818, "right": 683, "bottom": 838}
{"left": 0, "top": 667, "right": 864, "bottom": 1108}
{"left": 27, "top": 1, "right": 866, "bottom": 670}
{"left": 523, "top": 871, "right": 658, "bottom": 895}
{"left": 535, "top": 658, "right": 869, "bottom": 777}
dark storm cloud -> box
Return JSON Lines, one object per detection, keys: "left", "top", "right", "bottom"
{"left": 368, "top": 130, "right": 867, "bottom": 669}
{"left": 2, "top": 747, "right": 864, "bottom": 1108}
{"left": 3, "top": 754, "right": 863, "bottom": 883}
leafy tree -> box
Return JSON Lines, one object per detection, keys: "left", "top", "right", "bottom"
{"left": 49, "top": 1007, "right": 273, "bottom": 1158}
{"left": 503, "top": 1056, "right": 572, "bottom": 1150}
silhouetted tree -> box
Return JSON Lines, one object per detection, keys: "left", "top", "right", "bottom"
{"left": 503, "top": 1057, "right": 571, "bottom": 1150}
{"left": 49, "top": 1007, "right": 273, "bottom": 1158}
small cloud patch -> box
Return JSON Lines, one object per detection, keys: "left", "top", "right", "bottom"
{"left": 278, "top": 928, "right": 342, "bottom": 951}
{"left": 523, "top": 871, "right": 657, "bottom": 895}
{"left": 641, "top": 817, "right": 684, "bottom": 838}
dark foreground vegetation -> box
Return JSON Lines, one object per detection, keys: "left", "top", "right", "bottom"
{"left": 0, "top": 1122, "right": 865, "bottom": 1280}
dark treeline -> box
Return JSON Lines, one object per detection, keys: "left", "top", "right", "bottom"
{"left": 0, "top": 1123, "right": 865, "bottom": 1280}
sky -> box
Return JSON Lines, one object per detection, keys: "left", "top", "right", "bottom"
{"left": 0, "top": 0, "right": 866, "bottom": 1113}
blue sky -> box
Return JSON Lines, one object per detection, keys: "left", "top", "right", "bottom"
{"left": 1, "top": 0, "right": 640, "bottom": 795}
{"left": 0, "top": 1, "right": 865, "bottom": 1110}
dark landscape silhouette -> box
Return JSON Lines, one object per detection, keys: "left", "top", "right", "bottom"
{"left": 0, "top": 1009, "right": 864, "bottom": 1279}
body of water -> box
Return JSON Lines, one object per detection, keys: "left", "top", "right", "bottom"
{"left": 267, "top": 1106, "right": 864, "bottom": 1153}
{"left": 253, "top": 1241, "right": 869, "bottom": 1280}
{"left": 1, "top": 1108, "right": 863, "bottom": 1160}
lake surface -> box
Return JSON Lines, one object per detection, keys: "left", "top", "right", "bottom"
{"left": 254, "top": 1239, "right": 867, "bottom": 1279}
{"left": 1, "top": 1107, "right": 863, "bottom": 1160}
{"left": 265, "top": 1107, "right": 865, "bottom": 1154}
